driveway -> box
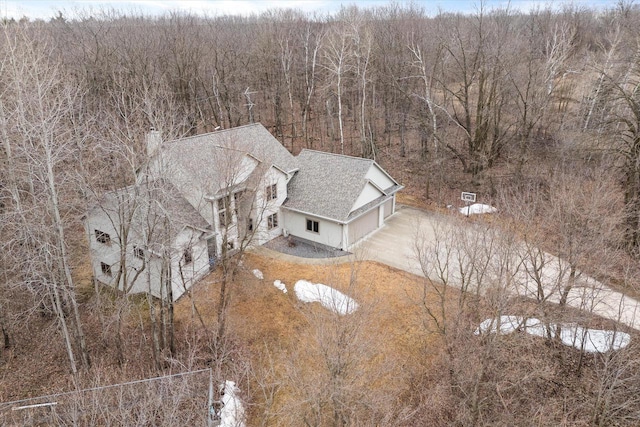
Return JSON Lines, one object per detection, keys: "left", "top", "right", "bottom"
{"left": 351, "top": 205, "right": 441, "bottom": 277}
{"left": 353, "top": 205, "right": 640, "bottom": 331}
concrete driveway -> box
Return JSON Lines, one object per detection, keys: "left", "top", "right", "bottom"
{"left": 353, "top": 205, "right": 640, "bottom": 332}
{"left": 351, "top": 205, "right": 440, "bottom": 277}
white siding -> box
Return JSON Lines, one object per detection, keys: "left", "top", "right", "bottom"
{"left": 86, "top": 206, "right": 165, "bottom": 298}
{"left": 127, "top": 257, "right": 164, "bottom": 298}
{"left": 86, "top": 206, "right": 208, "bottom": 301}
{"left": 253, "top": 166, "right": 288, "bottom": 245}
{"left": 365, "top": 164, "right": 395, "bottom": 190}
{"left": 170, "top": 228, "right": 209, "bottom": 301}
{"left": 86, "top": 207, "right": 123, "bottom": 289}
{"left": 350, "top": 182, "right": 384, "bottom": 213}
{"left": 283, "top": 210, "right": 344, "bottom": 249}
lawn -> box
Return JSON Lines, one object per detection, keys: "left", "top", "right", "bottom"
{"left": 173, "top": 251, "right": 449, "bottom": 425}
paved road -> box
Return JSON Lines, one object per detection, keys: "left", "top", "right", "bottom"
{"left": 352, "top": 205, "right": 640, "bottom": 331}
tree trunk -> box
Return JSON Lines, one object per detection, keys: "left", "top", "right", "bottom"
{"left": 45, "top": 140, "right": 91, "bottom": 371}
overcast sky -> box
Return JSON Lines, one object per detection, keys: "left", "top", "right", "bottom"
{"left": 1, "top": 0, "right": 618, "bottom": 20}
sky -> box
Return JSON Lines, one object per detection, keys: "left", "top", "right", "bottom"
{"left": 0, "top": 0, "right": 619, "bottom": 20}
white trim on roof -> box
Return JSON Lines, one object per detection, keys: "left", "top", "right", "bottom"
{"left": 365, "top": 178, "right": 387, "bottom": 195}
{"left": 370, "top": 161, "right": 400, "bottom": 188}
{"left": 349, "top": 181, "right": 385, "bottom": 214}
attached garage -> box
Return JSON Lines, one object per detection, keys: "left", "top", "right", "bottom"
{"left": 283, "top": 150, "right": 403, "bottom": 251}
{"left": 383, "top": 198, "right": 394, "bottom": 219}
{"left": 348, "top": 208, "right": 379, "bottom": 246}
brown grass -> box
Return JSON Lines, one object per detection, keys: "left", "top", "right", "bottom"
{"left": 174, "top": 252, "right": 448, "bottom": 424}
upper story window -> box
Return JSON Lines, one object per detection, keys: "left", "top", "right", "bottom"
{"left": 95, "top": 229, "right": 111, "bottom": 244}
{"left": 183, "top": 247, "right": 193, "bottom": 265}
{"left": 133, "top": 245, "right": 144, "bottom": 259}
{"left": 234, "top": 191, "right": 245, "bottom": 215}
{"left": 218, "top": 195, "right": 231, "bottom": 227}
{"left": 266, "top": 183, "right": 277, "bottom": 201}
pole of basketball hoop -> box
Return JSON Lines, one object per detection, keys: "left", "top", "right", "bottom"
{"left": 461, "top": 192, "right": 476, "bottom": 217}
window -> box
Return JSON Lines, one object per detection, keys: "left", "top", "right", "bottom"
{"left": 233, "top": 191, "right": 245, "bottom": 215}
{"left": 306, "top": 219, "right": 319, "bottom": 233}
{"left": 95, "top": 229, "right": 111, "bottom": 244}
{"left": 218, "top": 210, "right": 228, "bottom": 227}
{"left": 247, "top": 218, "right": 254, "bottom": 232}
{"left": 217, "top": 197, "right": 226, "bottom": 211}
{"left": 133, "top": 246, "right": 144, "bottom": 259}
{"left": 218, "top": 196, "right": 230, "bottom": 227}
{"left": 100, "top": 262, "right": 112, "bottom": 276}
{"left": 227, "top": 241, "right": 235, "bottom": 251}
{"left": 267, "top": 213, "right": 278, "bottom": 230}
{"left": 266, "top": 183, "right": 277, "bottom": 200}
{"left": 183, "top": 247, "right": 193, "bottom": 265}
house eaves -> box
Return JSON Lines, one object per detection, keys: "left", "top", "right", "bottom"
{"left": 346, "top": 185, "right": 404, "bottom": 222}
{"left": 280, "top": 205, "right": 349, "bottom": 225}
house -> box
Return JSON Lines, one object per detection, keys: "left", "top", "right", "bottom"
{"left": 86, "top": 123, "right": 402, "bottom": 300}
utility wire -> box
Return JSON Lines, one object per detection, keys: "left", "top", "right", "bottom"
{"left": 0, "top": 368, "right": 211, "bottom": 410}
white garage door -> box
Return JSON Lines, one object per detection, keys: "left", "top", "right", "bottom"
{"left": 383, "top": 198, "right": 393, "bottom": 218}
{"left": 348, "top": 208, "right": 379, "bottom": 246}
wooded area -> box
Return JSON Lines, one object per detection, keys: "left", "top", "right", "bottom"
{"left": 1, "top": 1, "right": 640, "bottom": 425}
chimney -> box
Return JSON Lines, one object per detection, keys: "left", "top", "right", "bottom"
{"left": 146, "top": 127, "right": 162, "bottom": 157}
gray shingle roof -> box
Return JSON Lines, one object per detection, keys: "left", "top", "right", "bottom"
{"left": 164, "top": 123, "right": 297, "bottom": 175}
{"left": 162, "top": 143, "right": 248, "bottom": 197}
{"left": 284, "top": 150, "right": 378, "bottom": 222}
{"left": 94, "top": 180, "right": 210, "bottom": 241}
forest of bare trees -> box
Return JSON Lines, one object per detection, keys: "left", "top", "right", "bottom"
{"left": 1, "top": 1, "right": 640, "bottom": 425}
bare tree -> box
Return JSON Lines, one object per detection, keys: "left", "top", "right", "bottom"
{"left": 0, "top": 24, "right": 90, "bottom": 374}
{"left": 599, "top": 43, "right": 640, "bottom": 253}
{"left": 300, "top": 20, "right": 325, "bottom": 148}
{"left": 322, "top": 17, "right": 354, "bottom": 154}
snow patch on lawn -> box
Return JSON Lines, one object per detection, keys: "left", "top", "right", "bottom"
{"left": 294, "top": 280, "right": 359, "bottom": 315}
{"left": 459, "top": 203, "right": 497, "bottom": 215}
{"left": 252, "top": 269, "right": 263, "bottom": 280}
{"left": 476, "top": 315, "right": 630, "bottom": 353}
{"left": 219, "top": 380, "right": 245, "bottom": 427}
{"left": 273, "top": 280, "right": 287, "bottom": 293}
